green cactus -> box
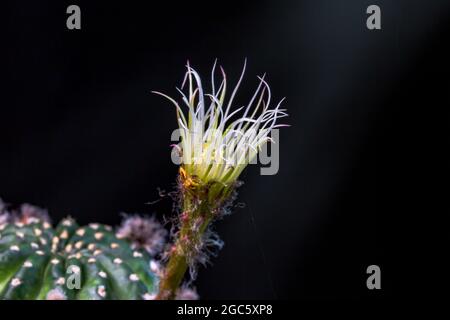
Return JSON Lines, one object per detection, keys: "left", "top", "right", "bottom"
{"left": 0, "top": 205, "right": 162, "bottom": 300}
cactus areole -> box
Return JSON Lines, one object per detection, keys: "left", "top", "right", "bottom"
{"left": 0, "top": 212, "right": 160, "bottom": 300}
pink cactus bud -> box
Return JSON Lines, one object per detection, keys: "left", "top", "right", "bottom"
{"left": 117, "top": 214, "right": 167, "bottom": 256}
{"left": 175, "top": 286, "right": 199, "bottom": 300}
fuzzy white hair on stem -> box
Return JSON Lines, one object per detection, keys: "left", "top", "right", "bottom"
{"left": 153, "top": 59, "right": 288, "bottom": 185}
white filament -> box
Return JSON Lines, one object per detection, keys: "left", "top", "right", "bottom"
{"left": 153, "top": 60, "right": 288, "bottom": 184}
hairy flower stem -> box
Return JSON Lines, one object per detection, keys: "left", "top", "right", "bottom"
{"left": 156, "top": 168, "right": 234, "bottom": 300}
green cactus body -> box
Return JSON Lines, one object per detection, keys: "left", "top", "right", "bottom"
{"left": 0, "top": 217, "right": 159, "bottom": 300}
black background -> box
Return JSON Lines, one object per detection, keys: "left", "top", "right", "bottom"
{"left": 1, "top": 0, "right": 449, "bottom": 300}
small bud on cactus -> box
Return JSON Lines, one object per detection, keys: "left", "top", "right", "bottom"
{"left": 0, "top": 199, "right": 50, "bottom": 226}
{"left": 175, "top": 286, "right": 199, "bottom": 300}
{"left": 116, "top": 215, "right": 167, "bottom": 256}
{"left": 0, "top": 199, "right": 10, "bottom": 226}
{"left": 16, "top": 203, "right": 51, "bottom": 225}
